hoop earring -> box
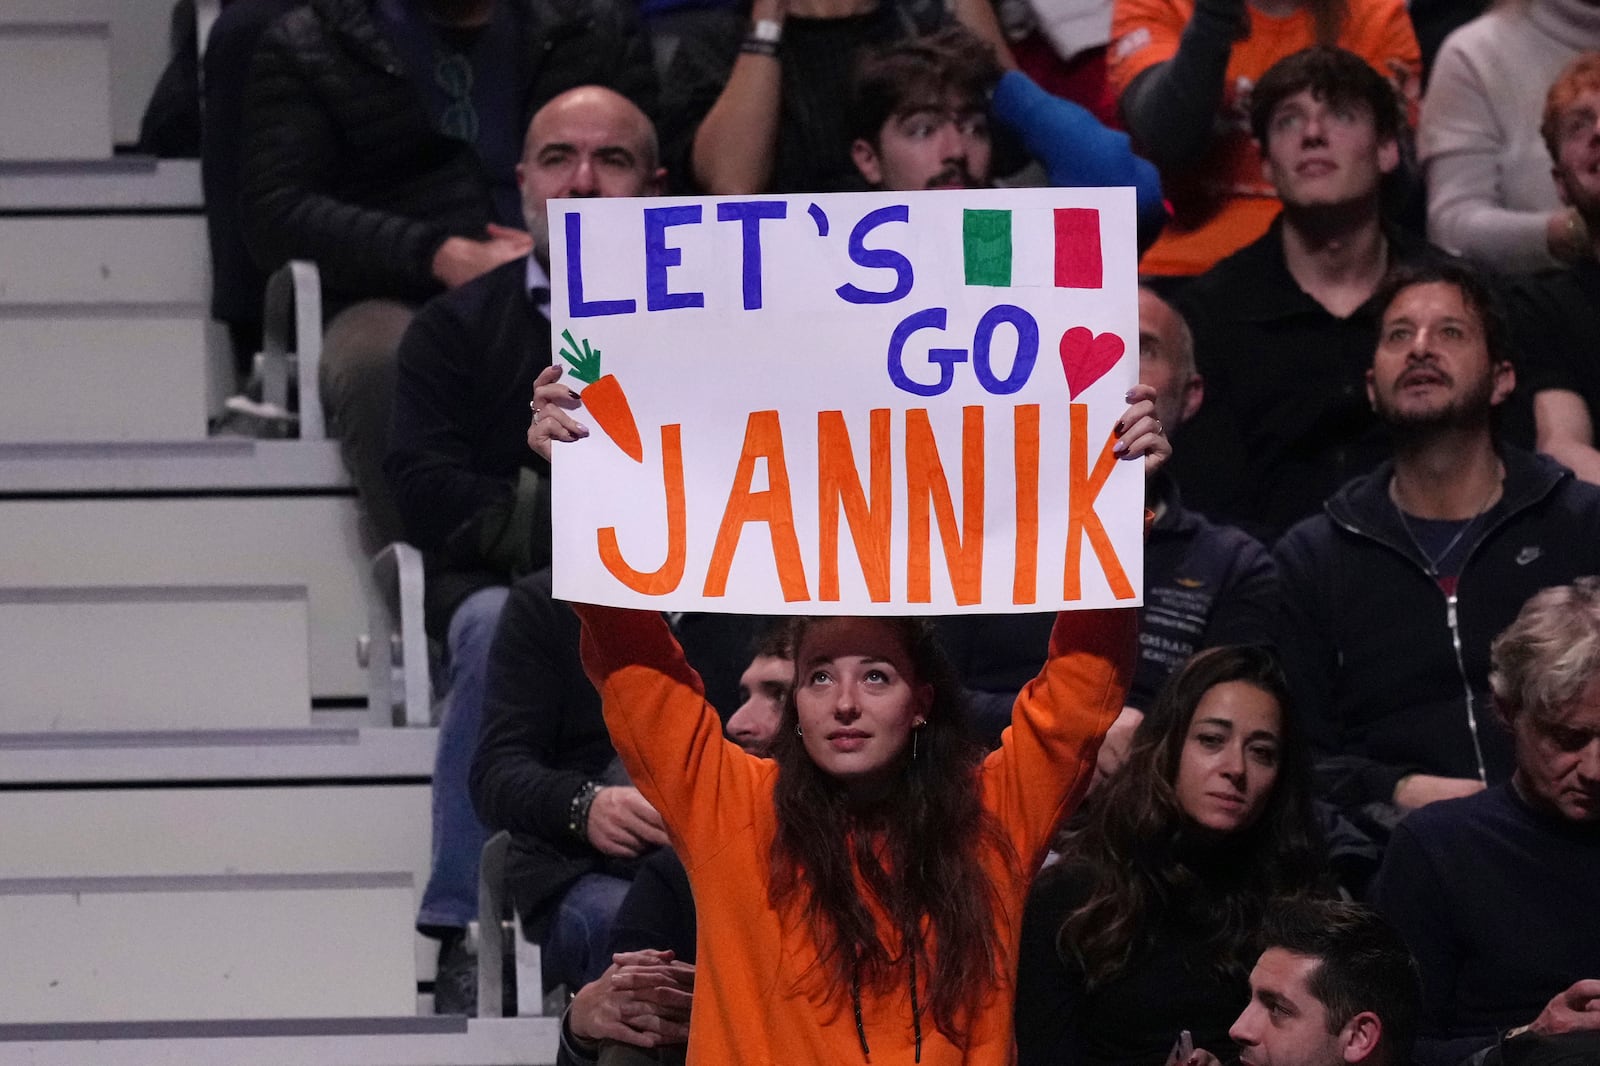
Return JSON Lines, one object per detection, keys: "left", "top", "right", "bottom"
{"left": 912, "top": 729, "right": 917, "bottom": 761}
{"left": 795, "top": 723, "right": 803, "bottom": 738}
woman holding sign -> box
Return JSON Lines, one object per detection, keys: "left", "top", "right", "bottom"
{"left": 530, "top": 366, "right": 1168, "bottom": 1063}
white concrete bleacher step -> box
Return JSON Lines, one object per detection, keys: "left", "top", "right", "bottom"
{"left": 1, "top": 441, "right": 374, "bottom": 702}
{"left": 0, "top": 158, "right": 202, "bottom": 213}
{"left": 0, "top": 12, "right": 113, "bottom": 161}
{"left": 0, "top": 1016, "right": 559, "bottom": 1066}
{"left": 2, "top": 497, "right": 369, "bottom": 700}
{"left": 0, "top": 585, "right": 311, "bottom": 732}
{"left": 0, "top": 873, "right": 418, "bottom": 1023}
{"left": 2, "top": 776, "right": 436, "bottom": 985}
{"left": 0, "top": 724, "right": 435, "bottom": 785}
{"left": 0, "top": 214, "right": 218, "bottom": 443}
{"left": 2, "top": 783, "right": 431, "bottom": 886}
{"left": 0, "top": 728, "right": 443, "bottom": 1005}
{"left": 0, "top": 438, "right": 348, "bottom": 493}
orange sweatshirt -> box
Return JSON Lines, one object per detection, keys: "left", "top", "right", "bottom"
{"left": 575, "top": 604, "right": 1135, "bottom": 1065}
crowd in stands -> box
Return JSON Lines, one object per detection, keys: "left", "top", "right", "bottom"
{"left": 133, "top": 0, "right": 1600, "bottom": 1061}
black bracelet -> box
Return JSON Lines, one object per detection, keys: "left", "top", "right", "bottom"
{"left": 568, "top": 780, "right": 602, "bottom": 840}
{"left": 739, "top": 35, "right": 780, "bottom": 58}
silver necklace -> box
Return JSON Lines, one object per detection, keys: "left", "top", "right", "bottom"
{"left": 1391, "top": 476, "right": 1501, "bottom": 577}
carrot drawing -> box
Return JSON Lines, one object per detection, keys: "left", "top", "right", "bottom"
{"left": 559, "top": 330, "right": 644, "bottom": 463}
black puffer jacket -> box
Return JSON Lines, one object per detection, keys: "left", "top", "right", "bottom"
{"left": 240, "top": 0, "right": 656, "bottom": 306}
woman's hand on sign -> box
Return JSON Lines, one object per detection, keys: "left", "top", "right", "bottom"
{"left": 527, "top": 363, "right": 588, "bottom": 461}
{"left": 1112, "top": 383, "right": 1170, "bottom": 478}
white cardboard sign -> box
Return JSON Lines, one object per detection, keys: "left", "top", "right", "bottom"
{"left": 549, "top": 186, "right": 1143, "bottom": 615}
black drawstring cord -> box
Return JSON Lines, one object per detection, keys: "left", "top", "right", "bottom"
{"left": 852, "top": 968, "right": 870, "bottom": 1058}
{"left": 850, "top": 947, "right": 924, "bottom": 1062}
{"left": 909, "top": 948, "right": 923, "bottom": 1063}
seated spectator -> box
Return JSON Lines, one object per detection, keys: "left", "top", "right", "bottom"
{"left": 199, "top": 0, "right": 300, "bottom": 380}
{"left": 670, "top": 0, "right": 1014, "bottom": 195}
{"left": 848, "top": 26, "right": 1167, "bottom": 245}
{"left": 470, "top": 569, "right": 668, "bottom": 1016}
{"left": 1014, "top": 645, "right": 1326, "bottom": 1066}
{"left": 940, "top": 287, "right": 1276, "bottom": 751}
{"left": 1509, "top": 53, "right": 1600, "bottom": 486}
{"left": 1419, "top": 0, "right": 1600, "bottom": 273}
{"left": 239, "top": 0, "right": 652, "bottom": 548}
{"left": 386, "top": 85, "right": 664, "bottom": 1014}
{"left": 1274, "top": 261, "right": 1600, "bottom": 833}
{"left": 1370, "top": 578, "right": 1600, "bottom": 1066}
{"left": 555, "top": 623, "right": 796, "bottom": 1066}
{"left": 1107, "top": 0, "right": 1417, "bottom": 278}
{"left": 1173, "top": 46, "right": 1449, "bottom": 541}
{"left": 1187, "top": 898, "right": 1422, "bottom": 1066}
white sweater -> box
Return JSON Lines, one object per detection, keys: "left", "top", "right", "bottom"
{"left": 1419, "top": 0, "right": 1600, "bottom": 271}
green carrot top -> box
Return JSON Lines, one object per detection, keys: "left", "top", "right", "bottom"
{"left": 559, "top": 329, "right": 603, "bottom": 385}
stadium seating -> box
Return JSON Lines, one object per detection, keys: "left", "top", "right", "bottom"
{"left": 0, "top": 8, "right": 560, "bottom": 1059}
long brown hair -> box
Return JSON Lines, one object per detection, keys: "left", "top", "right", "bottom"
{"left": 767, "top": 616, "right": 1014, "bottom": 1046}
{"left": 1053, "top": 646, "right": 1324, "bottom": 988}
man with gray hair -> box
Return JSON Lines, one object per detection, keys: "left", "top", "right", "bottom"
{"left": 1371, "top": 577, "right": 1600, "bottom": 1066}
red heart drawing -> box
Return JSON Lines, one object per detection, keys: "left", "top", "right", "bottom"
{"left": 1058, "top": 327, "right": 1125, "bottom": 399}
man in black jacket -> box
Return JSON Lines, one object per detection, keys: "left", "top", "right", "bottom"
{"left": 1172, "top": 46, "right": 1450, "bottom": 543}
{"left": 1275, "top": 260, "right": 1600, "bottom": 832}
{"left": 239, "top": 0, "right": 654, "bottom": 548}
{"left": 384, "top": 84, "right": 664, "bottom": 1013}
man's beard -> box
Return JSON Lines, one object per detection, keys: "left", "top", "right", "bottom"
{"left": 1374, "top": 362, "right": 1497, "bottom": 437}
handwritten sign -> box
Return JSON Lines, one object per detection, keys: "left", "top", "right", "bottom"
{"left": 550, "top": 187, "right": 1142, "bottom": 615}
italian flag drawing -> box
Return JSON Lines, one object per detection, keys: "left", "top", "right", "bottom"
{"left": 962, "top": 207, "right": 1103, "bottom": 290}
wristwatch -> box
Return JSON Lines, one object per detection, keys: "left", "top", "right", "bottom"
{"left": 567, "top": 780, "right": 603, "bottom": 840}
{"left": 741, "top": 17, "right": 783, "bottom": 56}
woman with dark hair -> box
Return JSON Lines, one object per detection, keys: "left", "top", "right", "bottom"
{"left": 528, "top": 370, "right": 1168, "bottom": 1063}
{"left": 1014, "top": 644, "right": 1327, "bottom": 1066}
